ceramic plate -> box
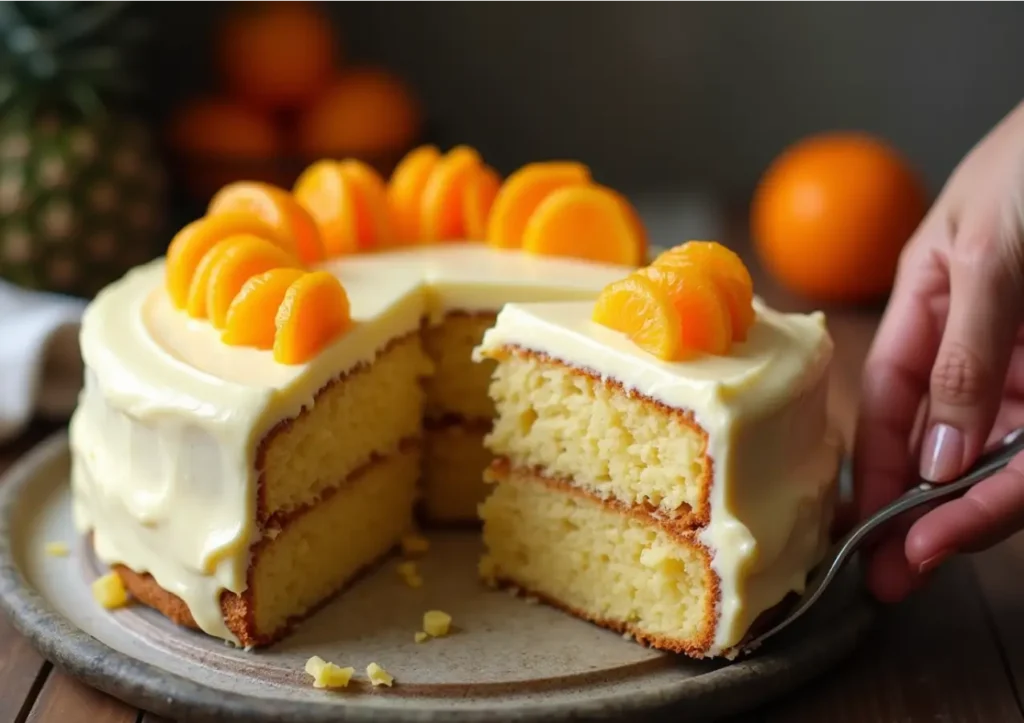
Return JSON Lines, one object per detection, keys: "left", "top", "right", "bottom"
{"left": 0, "top": 433, "right": 874, "bottom": 722}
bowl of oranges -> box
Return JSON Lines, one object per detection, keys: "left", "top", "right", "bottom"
{"left": 166, "top": 2, "right": 422, "bottom": 201}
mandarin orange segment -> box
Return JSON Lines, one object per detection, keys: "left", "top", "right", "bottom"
{"left": 637, "top": 265, "right": 733, "bottom": 356}
{"left": 187, "top": 238, "right": 236, "bottom": 318}
{"left": 654, "top": 241, "right": 755, "bottom": 341}
{"left": 293, "top": 160, "right": 358, "bottom": 256}
{"left": 222, "top": 268, "right": 306, "bottom": 348}
{"left": 166, "top": 212, "right": 295, "bottom": 308}
{"left": 338, "top": 159, "right": 395, "bottom": 249}
{"left": 592, "top": 273, "right": 681, "bottom": 361}
{"left": 419, "top": 145, "right": 482, "bottom": 242}
{"left": 485, "top": 162, "right": 591, "bottom": 249}
{"left": 388, "top": 145, "right": 441, "bottom": 243}
{"left": 208, "top": 181, "right": 325, "bottom": 265}
{"left": 521, "top": 185, "right": 644, "bottom": 266}
{"left": 204, "top": 235, "right": 301, "bottom": 329}
{"left": 463, "top": 165, "right": 501, "bottom": 240}
{"left": 274, "top": 271, "right": 353, "bottom": 365}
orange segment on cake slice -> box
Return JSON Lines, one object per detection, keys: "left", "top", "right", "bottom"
{"left": 474, "top": 242, "right": 841, "bottom": 657}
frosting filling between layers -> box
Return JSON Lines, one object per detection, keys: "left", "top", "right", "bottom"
{"left": 475, "top": 299, "right": 840, "bottom": 655}
{"left": 70, "top": 246, "right": 633, "bottom": 643}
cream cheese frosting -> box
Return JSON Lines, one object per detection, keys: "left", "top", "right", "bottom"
{"left": 70, "top": 244, "right": 632, "bottom": 643}
{"left": 475, "top": 299, "right": 840, "bottom": 655}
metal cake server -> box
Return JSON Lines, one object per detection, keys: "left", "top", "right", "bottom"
{"left": 742, "top": 426, "right": 1024, "bottom": 654}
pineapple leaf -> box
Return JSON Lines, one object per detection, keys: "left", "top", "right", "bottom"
{"left": 0, "top": 1, "right": 150, "bottom": 118}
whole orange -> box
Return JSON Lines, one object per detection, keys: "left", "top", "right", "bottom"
{"left": 218, "top": 2, "right": 337, "bottom": 111}
{"left": 297, "top": 68, "right": 421, "bottom": 158}
{"left": 751, "top": 132, "right": 928, "bottom": 304}
{"left": 166, "top": 98, "right": 284, "bottom": 198}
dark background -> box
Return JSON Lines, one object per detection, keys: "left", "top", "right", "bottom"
{"left": 143, "top": 2, "right": 1024, "bottom": 198}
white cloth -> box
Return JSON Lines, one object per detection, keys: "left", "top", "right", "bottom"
{"left": 0, "top": 279, "right": 85, "bottom": 443}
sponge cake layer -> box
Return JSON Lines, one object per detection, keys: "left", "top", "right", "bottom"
{"left": 479, "top": 461, "right": 717, "bottom": 655}
{"left": 116, "top": 447, "right": 420, "bottom": 646}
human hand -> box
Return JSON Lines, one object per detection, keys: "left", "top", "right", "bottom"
{"left": 854, "top": 101, "right": 1024, "bottom": 602}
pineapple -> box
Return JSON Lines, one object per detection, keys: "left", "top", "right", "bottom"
{"left": 0, "top": 1, "right": 167, "bottom": 298}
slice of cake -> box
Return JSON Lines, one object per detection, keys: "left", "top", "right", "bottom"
{"left": 474, "top": 243, "right": 841, "bottom": 658}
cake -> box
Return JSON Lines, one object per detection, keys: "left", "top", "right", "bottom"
{"left": 475, "top": 246, "right": 840, "bottom": 657}
{"left": 70, "top": 146, "right": 643, "bottom": 647}
{"left": 69, "top": 144, "right": 838, "bottom": 658}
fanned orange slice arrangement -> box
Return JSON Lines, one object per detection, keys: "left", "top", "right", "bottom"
{"left": 223, "top": 268, "right": 307, "bottom": 348}
{"left": 208, "top": 182, "right": 325, "bottom": 265}
{"left": 204, "top": 235, "right": 301, "bottom": 329}
{"left": 484, "top": 162, "right": 646, "bottom": 266}
{"left": 375, "top": 144, "right": 646, "bottom": 265}
{"left": 162, "top": 143, "right": 652, "bottom": 366}
{"left": 653, "top": 242, "right": 754, "bottom": 342}
{"left": 485, "top": 162, "right": 590, "bottom": 249}
{"left": 165, "top": 183, "right": 355, "bottom": 364}
{"left": 521, "top": 185, "right": 645, "bottom": 266}
{"left": 293, "top": 159, "right": 394, "bottom": 256}
{"left": 592, "top": 241, "right": 755, "bottom": 361}
{"left": 273, "top": 271, "right": 353, "bottom": 365}
{"left": 166, "top": 212, "right": 296, "bottom": 308}
{"left": 419, "top": 145, "right": 483, "bottom": 242}
{"left": 388, "top": 145, "right": 442, "bottom": 243}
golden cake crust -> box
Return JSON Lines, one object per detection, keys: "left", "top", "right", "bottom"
{"left": 485, "top": 458, "right": 720, "bottom": 656}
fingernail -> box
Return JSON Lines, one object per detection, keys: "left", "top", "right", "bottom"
{"left": 916, "top": 550, "right": 951, "bottom": 575}
{"left": 921, "top": 423, "right": 964, "bottom": 482}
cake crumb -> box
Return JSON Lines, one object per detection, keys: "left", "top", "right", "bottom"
{"left": 524, "top": 596, "right": 539, "bottom": 605}
{"left": 366, "top": 662, "right": 394, "bottom": 687}
{"left": 622, "top": 632, "right": 634, "bottom": 642}
{"left": 91, "top": 572, "right": 129, "bottom": 609}
{"left": 44, "top": 541, "right": 69, "bottom": 557}
{"left": 304, "top": 655, "right": 354, "bottom": 689}
{"left": 414, "top": 631, "right": 428, "bottom": 643}
{"left": 423, "top": 610, "right": 452, "bottom": 637}
{"left": 400, "top": 533, "right": 430, "bottom": 556}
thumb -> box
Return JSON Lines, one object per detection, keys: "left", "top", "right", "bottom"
{"left": 921, "top": 217, "right": 1024, "bottom": 482}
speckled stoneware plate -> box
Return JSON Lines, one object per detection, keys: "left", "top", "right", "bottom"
{"left": 0, "top": 432, "right": 874, "bottom": 722}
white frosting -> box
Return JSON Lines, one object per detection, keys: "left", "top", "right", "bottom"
{"left": 70, "top": 244, "right": 632, "bottom": 643}
{"left": 475, "top": 299, "right": 840, "bottom": 655}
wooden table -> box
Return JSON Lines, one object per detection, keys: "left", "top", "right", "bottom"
{"left": 2, "top": 270, "right": 1023, "bottom": 723}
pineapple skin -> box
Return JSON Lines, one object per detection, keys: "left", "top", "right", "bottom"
{"left": 0, "top": 112, "right": 168, "bottom": 299}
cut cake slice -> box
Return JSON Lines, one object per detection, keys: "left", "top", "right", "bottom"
{"left": 474, "top": 299, "right": 841, "bottom": 658}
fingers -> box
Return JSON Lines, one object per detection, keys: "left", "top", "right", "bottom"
{"left": 921, "top": 214, "right": 1024, "bottom": 482}
{"left": 853, "top": 219, "right": 947, "bottom": 604}
{"left": 906, "top": 451, "right": 1024, "bottom": 567}
{"left": 867, "top": 528, "right": 925, "bottom": 602}
{"left": 854, "top": 242, "right": 944, "bottom": 521}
